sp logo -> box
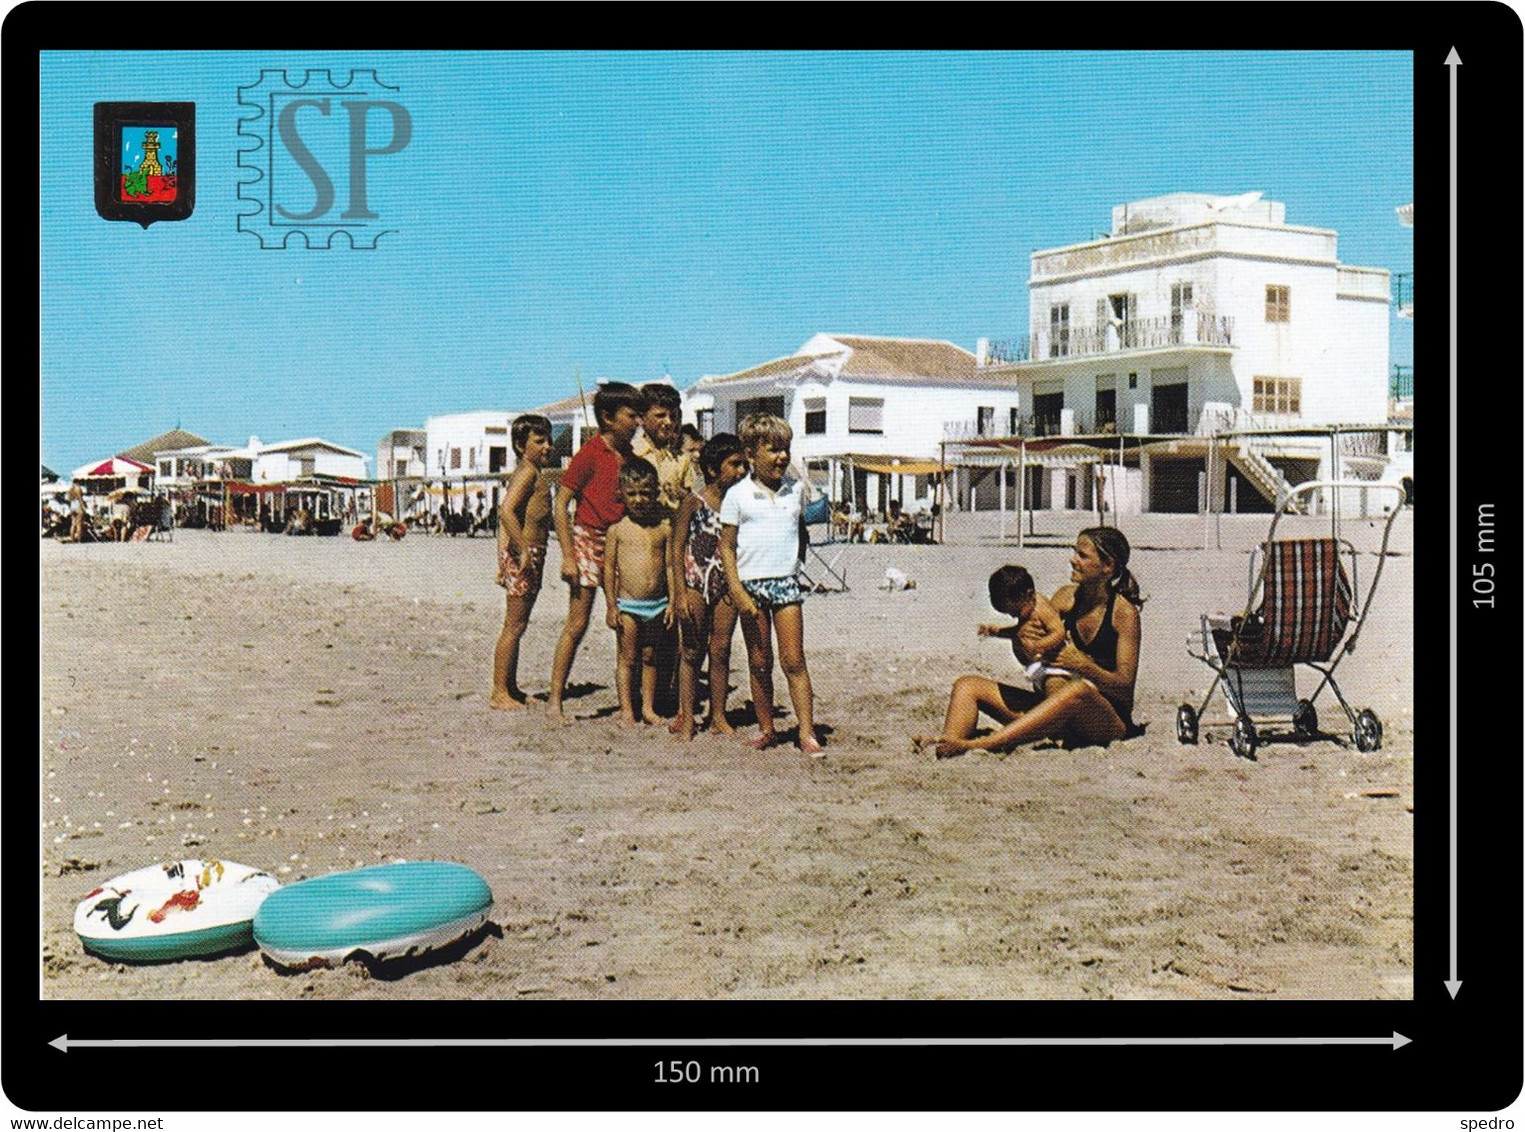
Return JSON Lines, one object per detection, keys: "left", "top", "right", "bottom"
{"left": 238, "top": 69, "right": 412, "bottom": 249}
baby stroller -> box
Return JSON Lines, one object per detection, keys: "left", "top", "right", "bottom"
{"left": 1177, "top": 480, "right": 1405, "bottom": 760}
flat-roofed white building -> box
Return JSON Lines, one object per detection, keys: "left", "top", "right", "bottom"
{"left": 152, "top": 443, "right": 240, "bottom": 489}
{"left": 978, "top": 192, "right": 1392, "bottom": 513}
{"left": 423, "top": 411, "right": 517, "bottom": 482}
{"left": 686, "top": 334, "right": 1021, "bottom": 513}
{"left": 376, "top": 429, "right": 429, "bottom": 481}
{"left": 248, "top": 437, "right": 369, "bottom": 483}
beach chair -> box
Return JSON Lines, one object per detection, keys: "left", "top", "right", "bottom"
{"left": 1177, "top": 480, "right": 1404, "bottom": 760}
{"left": 797, "top": 495, "right": 849, "bottom": 593}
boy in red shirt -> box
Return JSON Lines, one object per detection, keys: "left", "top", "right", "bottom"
{"left": 547, "top": 382, "right": 646, "bottom": 718}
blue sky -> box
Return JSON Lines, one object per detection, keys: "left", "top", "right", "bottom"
{"left": 40, "top": 50, "right": 1413, "bottom": 474}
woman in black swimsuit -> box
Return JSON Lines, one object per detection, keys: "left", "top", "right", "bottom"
{"left": 916, "top": 527, "right": 1143, "bottom": 758}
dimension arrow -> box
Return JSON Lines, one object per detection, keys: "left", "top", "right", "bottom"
{"left": 50, "top": 1033, "right": 1410, "bottom": 1053}
{"left": 1445, "top": 43, "right": 1462, "bottom": 1002}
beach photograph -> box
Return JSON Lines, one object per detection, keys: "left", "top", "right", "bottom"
{"left": 39, "top": 50, "right": 1415, "bottom": 1006}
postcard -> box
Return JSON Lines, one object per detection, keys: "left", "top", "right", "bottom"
{"left": 17, "top": 15, "right": 1522, "bottom": 1126}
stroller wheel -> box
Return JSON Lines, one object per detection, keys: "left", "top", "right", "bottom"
{"left": 1293, "top": 699, "right": 1319, "bottom": 740}
{"left": 1229, "top": 716, "right": 1258, "bottom": 761}
{"left": 1354, "top": 709, "right": 1383, "bottom": 752}
{"left": 1175, "top": 704, "right": 1199, "bottom": 745}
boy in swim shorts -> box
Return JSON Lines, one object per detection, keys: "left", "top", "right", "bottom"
{"left": 491, "top": 414, "right": 553, "bottom": 710}
{"left": 603, "top": 457, "right": 677, "bottom": 726}
{"left": 547, "top": 382, "right": 645, "bottom": 718}
{"left": 719, "top": 412, "right": 823, "bottom": 756}
{"left": 980, "top": 564, "right": 1071, "bottom": 694}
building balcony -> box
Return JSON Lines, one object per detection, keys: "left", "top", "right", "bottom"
{"left": 1393, "top": 272, "right": 1413, "bottom": 320}
{"left": 984, "top": 312, "right": 1235, "bottom": 368}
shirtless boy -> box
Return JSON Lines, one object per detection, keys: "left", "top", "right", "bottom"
{"left": 490, "top": 414, "right": 553, "bottom": 710}
{"left": 603, "top": 457, "right": 677, "bottom": 726}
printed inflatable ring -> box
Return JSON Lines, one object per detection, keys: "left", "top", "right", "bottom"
{"left": 74, "top": 858, "right": 280, "bottom": 962}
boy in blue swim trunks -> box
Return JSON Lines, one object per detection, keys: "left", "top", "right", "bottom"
{"left": 603, "top": 457, "right": 677, "bottom": 726}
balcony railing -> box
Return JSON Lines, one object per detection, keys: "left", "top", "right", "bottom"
{"left": 1391, "top": 364, "right": 1413, "bottom": 401}
{"left": 1393, "top": 272, "right": 1413, "bottom": 320}
{"left": 983, "top": 312, "right": 1234, "bottom": 367}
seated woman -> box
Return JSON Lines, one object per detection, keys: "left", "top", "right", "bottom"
{"left": 914, "top": 526, "right": 1143, "bottom": 758}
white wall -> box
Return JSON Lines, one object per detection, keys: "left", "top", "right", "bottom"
{"left": 424, "top": 411, "right": 514, "bottom": 479}
{"left": 253, "top": 446, "right": 367, "bottom": 482}
{"left": 706, "top": 378, "right": 1021, "bottom": 461}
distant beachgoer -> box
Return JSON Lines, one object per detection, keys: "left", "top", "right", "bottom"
{"left": 491, "top": 414, "right": 553, "bottom": 711}
{"left": 546, "top": 382, "right": 644, "bottom": 718}
{"left": 719, "top": 412, "right": 822, "bottom": 756}
{"left": 603, "top": 457, "right": 675, "bottom": 726}
{"left": 914, "top": 527, "right": 1144, "bottom": 758}
{"left": 352, "top": 520, "right": 376, "bottom": 541}
{"left": 64, "top": 486, "right": 84, "bottom": 542}
{"left": 679, "top": 424, "right": 707, "bottom": 492}
{"left": 669, "top": 431, "right": 747, "bottom": 740}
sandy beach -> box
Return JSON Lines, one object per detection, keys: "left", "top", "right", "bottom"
{"left": 39, "top": 511, "right": 1413, "bottom": 1000}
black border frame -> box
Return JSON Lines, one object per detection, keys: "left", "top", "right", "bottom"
{"left": 13, "top": 2, "right": 1522, "bottom": 1115}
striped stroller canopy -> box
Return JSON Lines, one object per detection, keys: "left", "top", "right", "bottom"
{"left": 1226, "top": 539, "right": 1354, "bottom": 666}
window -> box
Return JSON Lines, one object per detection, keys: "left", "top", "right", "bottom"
{"left": 450, "top": 447, "right": 461, "bottom": 470}
{"left": 489, "top": 446, "right": 508, "bottom": 473}
{"left": 977, "top": 406, "right": 995, "bottom": 436}
{"left": 736, "top": 396, "right": 785, "bottom": 427}
{"left": 1033, "top": 391, "right": 1064, "bottom": 437}
{"left": 1171, "top": 282, "right": 1193, "bottom": 342}
{"left": 1009, "top": 407, "right": 1019, "bottom": 436}
{"left": 1049, "top": 303, "right": 1070, "bottom": 358}
{"left": 697, "top": 409, "right": 714, "bottom": 439}
{"left": 804, "top": 397, "right": 827, "bottom": 435}
{"left": 1151, "top": 383, "right": 1189, "bottom": 434}
{"left": 1103, "top": 293, "right": 1137, "bottom": 347}
{"left": 1253, "top": 376, "right": 1301, "bottom": 416}
{"left": 847, "top": 397, "right": 884, "bottom": 435}
{"left": 1094, "top": 388, "right": 1117, "bottom": 432}
{"left": 159, "top": 460, "right": 173, "bottom": 478}
{"left": 468, "top": 446, "right": 476, "bottom": 469}
{"left": 1265, "top": 284, "right": 1290, "bottom": 323}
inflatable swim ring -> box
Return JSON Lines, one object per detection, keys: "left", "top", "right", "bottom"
{"left": 253, "top": 861, "right": 493, "bottom": 969}
{"left": 74, "top": 858, "right": 280, "bottom": 962}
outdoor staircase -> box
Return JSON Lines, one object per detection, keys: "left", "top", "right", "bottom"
{"left": 1228, "top": 443, "right": 1302, "bottom": 513}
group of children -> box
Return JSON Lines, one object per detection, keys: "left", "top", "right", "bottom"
{"left": 490, "top": 382, "right": 822, "bottom": 756}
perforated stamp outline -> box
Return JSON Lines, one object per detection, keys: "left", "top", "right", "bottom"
{"left": 235, "top": 68, "right": 402, "bottom": 250}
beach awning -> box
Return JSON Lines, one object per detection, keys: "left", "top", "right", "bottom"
{"left": 72, "top": 456, "right": 153, "bottom": 480}
{"left": 836, "top": 456, "right": 950, "bottom": 476}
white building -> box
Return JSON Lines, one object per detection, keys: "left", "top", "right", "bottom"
{"left": 247, "top": 437, "right": 369, "bottom": 483}
{"left": 422, "top": 411, "right": 518, "bottom": 482}
{"left": 375, "top": 429, "right": 429, "bottom": 481}
{"left": 152, "top": 443, "right": 241, "bottom": 490}
{"left": 685, "top": 334, "right": 1021, "bottom": 513}
{"left": 977, "top": 192, "right": 1392, "bottom": 513}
